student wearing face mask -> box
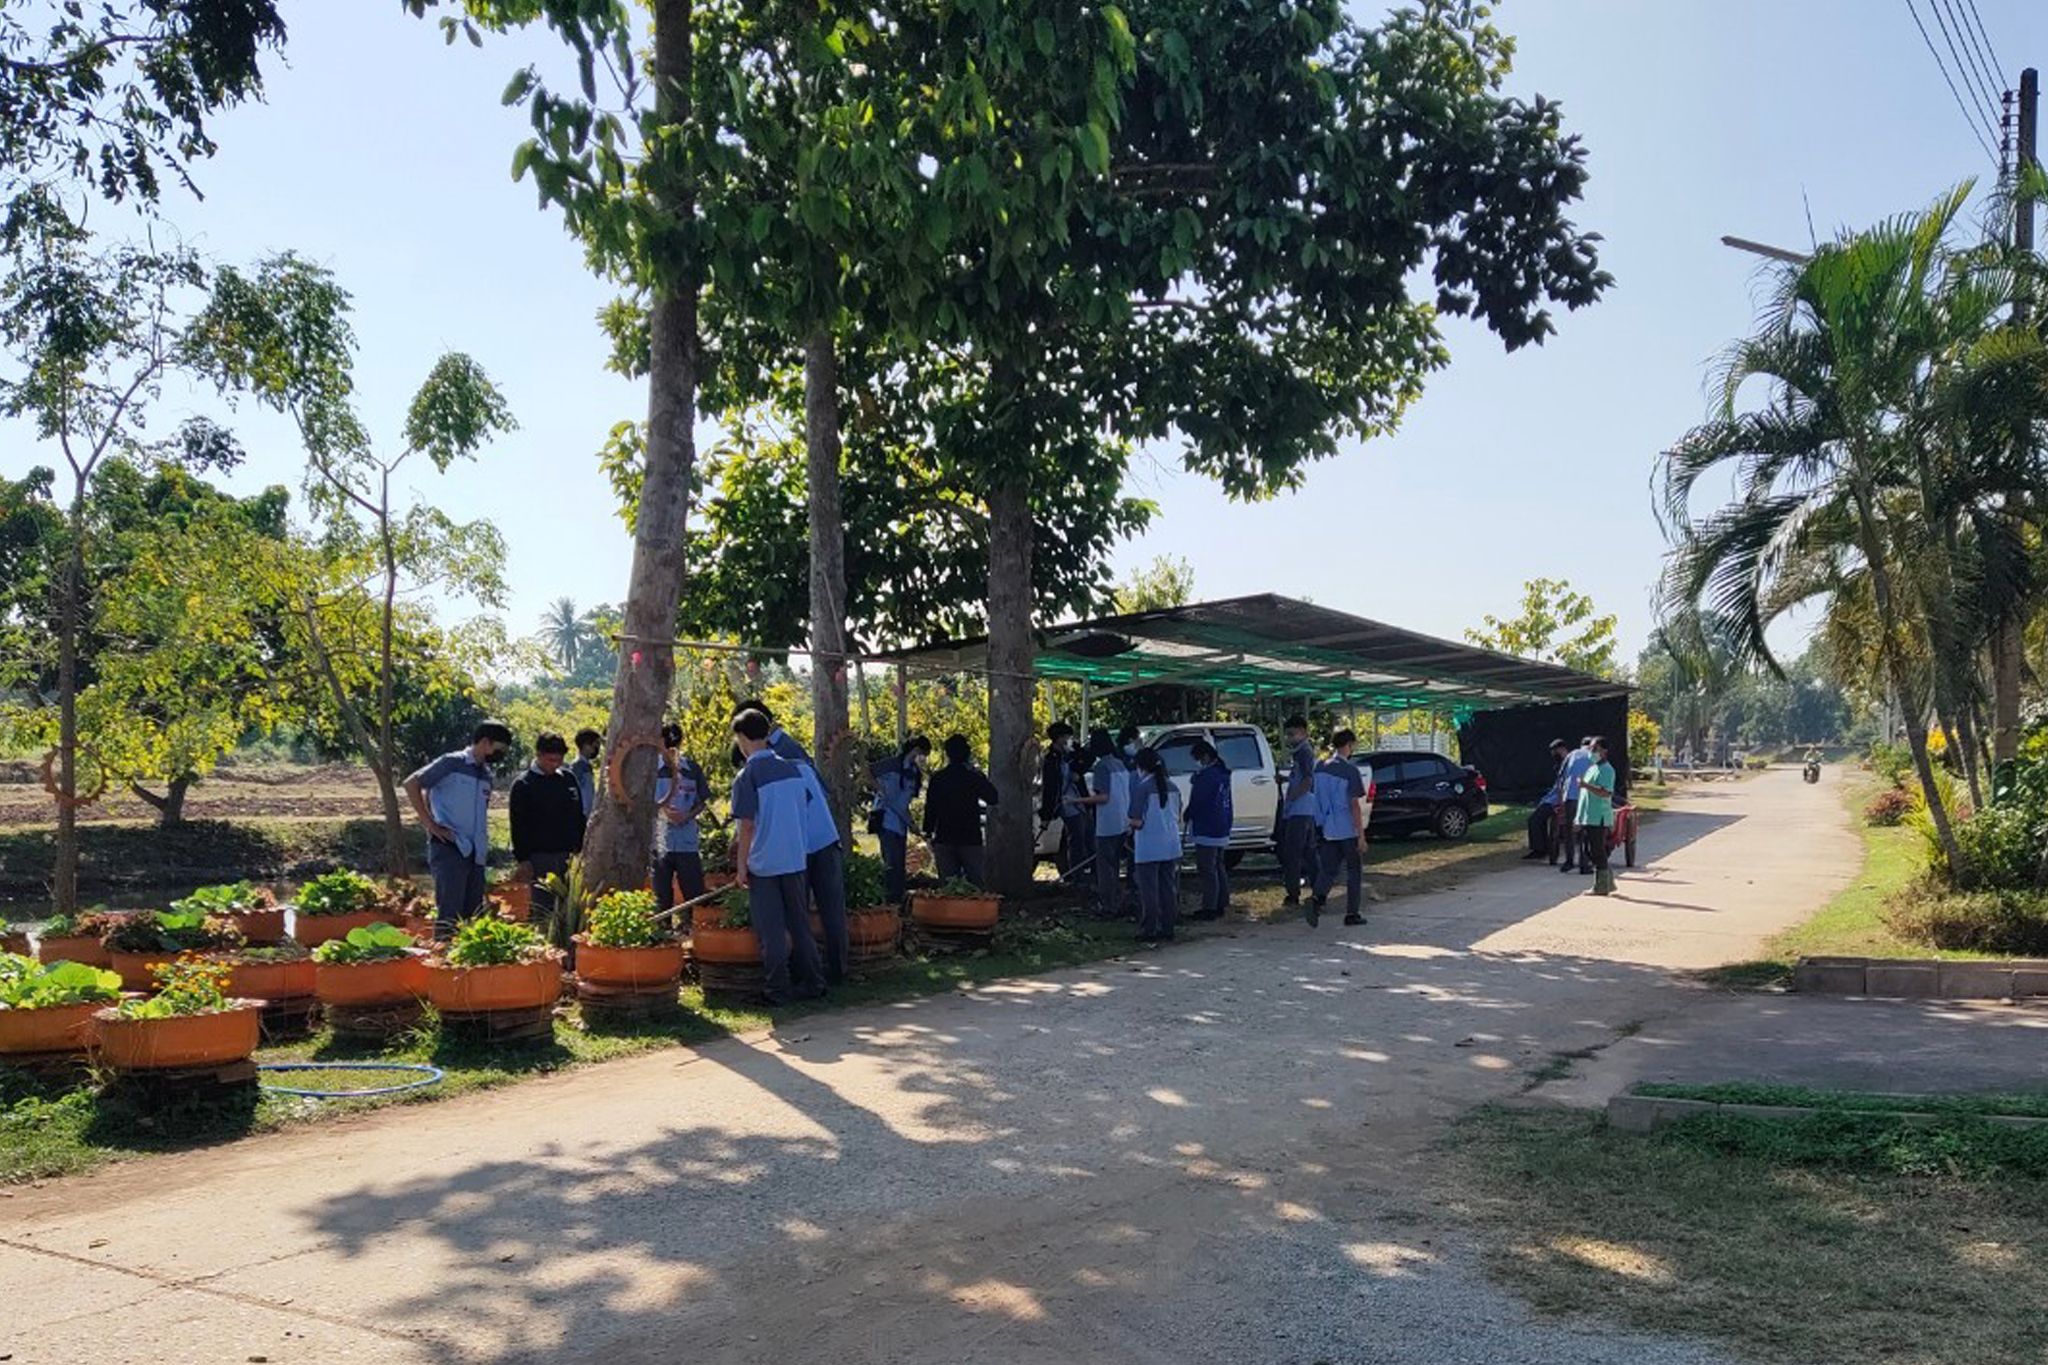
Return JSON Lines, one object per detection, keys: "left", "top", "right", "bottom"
{"left": 1077, "top": 727, "right": 1130, "bottom": 917}
{"left": 869, "top": 735, "right": 931, "bottom": 904}
{"left": 1277, "top": 715, "right": 1319, "bottom": 907}
{"left": 1186, "top": 739, "right": 1233, "bottom": 919}
{"left": 1039, "top": 722, "right": 1091, "bottom": 878}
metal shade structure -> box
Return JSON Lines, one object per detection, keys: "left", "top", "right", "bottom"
{"left": 871, "top": 593, "right": 1627, "bottom": 717}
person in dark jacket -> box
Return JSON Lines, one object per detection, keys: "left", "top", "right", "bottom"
{"left": 1039, "top": 721, "right": 1090, "bottom": 878}
{"left": 923, "top": 733, "right": 1000, "bottom": 888}
{"left": 1186, "top": 739, "right": 1233, "bottom": 919}
{"left": 1525, "top": 738, "right": 1572, "bottom": 861}
{"left": 510, "top": 731, "right": 585, "bottom": 932}
{"left": 869, "top": 735, "right": 931, "bottom": 904}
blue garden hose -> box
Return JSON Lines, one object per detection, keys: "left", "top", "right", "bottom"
{"left": 257, "top": 1062, "right": 445, "bottom": 1099}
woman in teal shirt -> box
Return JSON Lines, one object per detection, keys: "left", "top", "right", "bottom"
{"left": 1576, "top": 735, "right": 1618, "bottom": 896}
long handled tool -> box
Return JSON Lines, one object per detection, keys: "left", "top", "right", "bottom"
{"left": 649, "top": 883, "right": 739, "bottom": 925}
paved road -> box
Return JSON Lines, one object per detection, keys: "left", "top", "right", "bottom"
{"left": 1, "top": 771, "right": 1859, "bottom": 1365}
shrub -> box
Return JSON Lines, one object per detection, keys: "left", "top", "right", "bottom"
{"left": 932, "top": 875, "right": 996, "bottom": 898}
{"left": 442, "top": 916, "right": 547, "bottom": 967}
{"left": 295, "top": 870, "right": 382, "bottom": 918}
{"left": 717, "top": 886, "right": 751, "bottom": 930}
{"left": 119, "top": 957, "right": 235, "bottom": 1019}
{"left": 843, "top": 850, "right": 889, "bottom": 908}
{"left": 172, "top": 881, "right": 272, "bottom": 914}
{"left": 585, "top": 890, "right": 669, "bottom": 948}
{"left": 311, "top": 923, "right": 416, "bottom": 964}
{"left": 1864, "top": 788, "right": 1915, "bottom": 827}
{"left": 699, "top": 822, "right": 734, "bottom": 871}
{"left": 0, "top": 956, "right": 121, "bottom": 1010}
{"left": 1882, "top": 881, "right": 2048, "bottom": 956}
{"left": 1867, "top": 741, "right": 1913, "bottom": 788}
{"left": 103, "top": 910, "right": 243, "bottom": 955}
{"left": 40, "top": 908, "right": 133, "bottom": 939}
{"left": 1952, "top": 804, "right": 2041, "bottom": 890}
{"left": 1744, "top": 756, "right": 1770, "bottom": 771}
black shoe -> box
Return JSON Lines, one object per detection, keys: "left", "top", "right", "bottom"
{"left": 1305, "top": 898, "right": 1322, "bottom": 928}
{"left": 1558, "top": 863, "right": 1576, "bottom": 873}
{"left": 1281, "top": 895, "right": 1301, "bottom": 908}
{"left": 1521, "top": 850, "right": 1545, "bottom": 861}
{"left": 1579, "top": 867, "right": 1596, "bottom": 876}
{"left": 1343, "top": 912, "right": 1366, "bottom": 927}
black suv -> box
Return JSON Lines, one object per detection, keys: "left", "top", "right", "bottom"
{"left": 1356, "top": 751, "right": 1488, "bottom": 839}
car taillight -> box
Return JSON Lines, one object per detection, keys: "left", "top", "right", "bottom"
{"left": 1367, "top": 783, "right": 1377, "bottom": 802}
{"left": 1474, "top": 772, "right": 1487, "bottom": 790}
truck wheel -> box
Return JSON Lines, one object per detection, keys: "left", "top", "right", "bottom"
{"left": 1433, "top": 804, "right": 1471, "bottom": 840}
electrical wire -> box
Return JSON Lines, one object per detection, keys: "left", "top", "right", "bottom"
{"left": 1934, "top": 0, "right": 2006, "bottom": 124}
{"left": 1905, "top": 0, "right": 2001, "bottom": 166}
{"left": 1960, "top": 0, "right": 2009, "bottom": 89}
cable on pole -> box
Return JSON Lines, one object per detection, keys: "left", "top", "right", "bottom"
{"left": 1905, "top": 0, "right": 2001, "bottom": 166}
{"left": 1960, "top": 0, "right": 2009, "bottom": 88}
{"left": 1935, "top": 0, "right": 2006, "bottom": 122}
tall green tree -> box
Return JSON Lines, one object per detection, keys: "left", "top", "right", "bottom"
{"left": 1465, "top": 578, "right": 1619, "bottom": 677}
{"left": 1113, "top": 555, "right": 1195, "bottom": 614}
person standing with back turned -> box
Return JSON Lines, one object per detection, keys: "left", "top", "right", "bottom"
{"left": 1308, "top": 729, "right": 1369, "bottom": 928}
{"left": 1556, "top": 736, "right": 1595, "bottom": 873}
{"left": 729, "top": 709, "right": 828, "bottom": 1005}
{"left": 1186, "top": 739, "right": 1233, "bottom": 920}
{"left": 1127, "top": 747, "right": 1183, "bottom": 942}
{"left": 923, "top": 734, "right": 1000, "bottom": 887}
{"left": 1078, "top": 728, "right": 1130, "bottom": 918}
{"left": 1278, "top": 715, "right": 1318, "bottom": 907}
{"left": 869, "top": 735, "right": 931, "bottom": 905}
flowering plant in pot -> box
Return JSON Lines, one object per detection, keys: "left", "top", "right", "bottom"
{"left": 424, "top": 917, "right": 562, "bottom": 1014}
{"left": 575, "top": 890, "right": 684, "bottom": 991}
{"left": 104, "top": 910, "right": 245, "bottom": 991}
{"left": 174, "top": 881, "right": 285, "bottom": 944}
{"left": 34, "top": 908, "right": 128, "bottom": 967}
{"left": 0, "top": 952, "right": 123, "bottom": 1055}
{"left": 312, "top": 923, "right": 427, "bottom": 1008}
{"left": 912, "top": 875, "right": 1001, "bottom": 931}
{"left": 292, "top": 870, "right": 390, "bottom": 946}
{"left": 95, "top": 956, "right": 260, "bottom": 1071}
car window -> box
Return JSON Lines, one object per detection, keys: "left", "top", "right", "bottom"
{"left": 1214, "top": 732, "right": 1264, "bottom": 773}
{"left": 1372, "top": 763, "right": 1401, "bottom": 788}
{"left": 1154, "top": 735, "right": 1202, "bottom": 775}
{"left": 1398, "top": 758, "right": 1443, "bottom": 783}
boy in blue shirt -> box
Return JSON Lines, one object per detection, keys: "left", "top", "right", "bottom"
{"left": 1557, "top": 737, "right": 1595, "bottom": 873}
{"left": 1079, "top": 728, "right": 1131, "bottom": 918}
{"left": 1186, "top": 739, "right": 1233, "bottom": 920}
{"left": 730, "top": 709, "right": 827, "bottom": 1005}
{"left": 405, "top": 719, "right": 512, "bottom": 939}
{"left": 869, "top": 735, "right": 931, "bottom": 904}
{"left": 1278, "top": 715, "right": 1319, "bottom": 906}
{"left": 653, "top": 722, "right": 709, "bottom": 912}
{"left": 734, "top": 698, "right": 851, "bottom": 986}
{"left": 1308, "top": 729, "right": 1369, "bottom": 928}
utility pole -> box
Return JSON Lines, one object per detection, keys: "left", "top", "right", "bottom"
{"left": 1993, "top": 68, "right": 2036, "bottom": 768}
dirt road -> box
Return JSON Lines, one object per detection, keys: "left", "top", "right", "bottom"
{"left": 0, "top": 770, "right": 1859, "bottom": 1365}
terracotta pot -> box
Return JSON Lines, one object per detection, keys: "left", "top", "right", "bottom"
{"left": 314, "top": 952, "right": 428, "bottom": 1008}
{"left": 691, "top": 925, "right": 763, "bottom": 965}
{"left": 107, "top": 949, "right": 177, "bottom": 993}
{"left": 93, "top": 1000, "right": 261, "bottom": 1071}
{"left": 292, "top": 909, "right": 391, "bottom": 948}
{"left": 424, "top": 952, "right": 563, "bottom": 1013}
{"left": 911, "top": 893, "right": 1001, "bottom": 931}
{"left": 36, "top": 934, "right": 110, "bottom": 968}
{"left": 704, "top": 870, "right": 737, "bottom": 891}
{"left": 0, "top": 1000, "right": 101, "bottom": 1055}
{"left": 493, "top": 883, "right": 531, "bottom": 922}
{"left": 225, "top": 906, "right": 288, "bottom": 945}
{"left": 222, "top": 955, "right": 316, "bottom": 1002}
{"left": 848, "top": 907, "right": 902, "bottom": 949}
{"left": 573, "top": 938, "right": 686, "bottom": 990}
{"left": 1, "top": 930, "right": 30, "bottom": 956}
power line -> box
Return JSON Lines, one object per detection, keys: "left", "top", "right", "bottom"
{"left": 1925, "top": 0, "right": 2005, "bottom": 147}
{"left": 1961, "top": 0, "right": 2009, "bottom": 86}
{"left": 1904, "top": 0, "right": 2000, "bottom": 165}
{"left": 1938, "top": 0, "right": 2006, "bottom": 115}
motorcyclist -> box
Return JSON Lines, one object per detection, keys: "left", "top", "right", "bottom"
{"left": 1803, "top": 746, "right": 1822, "bottom": 783}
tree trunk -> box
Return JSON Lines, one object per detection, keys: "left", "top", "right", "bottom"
{"left": 53, "top": 503, "right": 84, "bottom": 919}
{"left": 582, "top": 0, "right": 697, "bottom": 897}
{"left": 376, "top": 472, "right": 406, "bottom": 879}
{"left": 984, "top": 473, "right": 1037, "bottom": 893}
{"left": 130, "top": 774, "right": 194, "bottom": 827}
{"left": 805, "top": 329, "right": 854, "bottom": 842}
{"left": 301, "top": 596, "right": 408, "bottom": 878}
{"left": 1994, "top": 620, "right": 2022, "bottom": 767}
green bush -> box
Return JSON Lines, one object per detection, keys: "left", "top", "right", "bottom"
{"left": 295, "top": 869, "right": 382, "bottom": 917}
{"left": 1882, "top": 880, "right": 2048, "bottom": 955}
{"left": 1951, "top": 804, "right": 2041, "bottom": 890}
{"left": 310, "top": 923, "right": 415, "bottom": 964}
{"left": 172, "top": 881, "right": 271, "bottom": 914}
{"left": 1867, "top": 740, "right": 1914, "bottom": 788}
{"left": 843, "top": 850, "right": 889, "bottom": 908}
{"left": 442, "top": 916, "right": 547, "bottom": 967}
{"left": 1863, "top": 788, "right": 1915, "bottom": 827}
{"left": 716, "top": 886, "right": 751, "bottom": 930}
{"left": 585, "top": 890, "right": 669, "bottom": 948}
{"left": 0, "top": 955, "right": 122, "bottom": 1009}
{"left": 102, "top": 910, "right": 243, "bottom": 955}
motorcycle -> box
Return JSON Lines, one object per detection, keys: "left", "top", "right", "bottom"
{"left": 1803, "top": 761, "right": 1821, "bottom": 784}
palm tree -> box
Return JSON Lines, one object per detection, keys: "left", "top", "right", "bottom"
{"left": 540, "top": 596, "right": 593, "bottom": 673}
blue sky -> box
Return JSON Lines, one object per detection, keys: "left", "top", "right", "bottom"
{"left": 31, "top": 1, "right": 2048, "bottom": 668}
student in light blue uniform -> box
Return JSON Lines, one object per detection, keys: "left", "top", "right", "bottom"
{"left": 1127, "top": 747, "right": 1184, "bottom": 942}
{"left": 1557, "top": 737, "right": 1595, "bottom": 873}
{"left": 734, "top": 698, "right": 852, "bottom": 987}
{"left": 1079, "top": 728, "right": 1131, "bottom": 918}
{"left": 868, "top": 735, "right": 931, "bottom": 905}
{"left": 1278, "top": 715, "right": 1319, "bottom": 906}
{"left": 730, "top": 709, "right": 827, "bottom": 1005}
{"left": 1308, "top": 729, "right": 1369, "bottom": 928}
{"left": 404, "top": 719, "right": 513, "bottom": 939}
{"left": 571, "top": 728, "right": 602, "bottom": 823}
{"left": 652, "top": 723, "right": 709, "bottom": 911}
{"left": 1186, "top": 739, "right": 1234, "bottom": 919}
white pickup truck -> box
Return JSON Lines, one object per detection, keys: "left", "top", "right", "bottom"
{"left": 1037, "top": 722, "right": 1338, "bottom": 864}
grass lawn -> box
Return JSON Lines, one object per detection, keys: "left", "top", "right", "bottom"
{"left": 1634, "top": 1081, "right": 2048, "bottom": 1120}
{"left": 0, "top": 911, "right": 1147, "bottom": 1184}
{"left": 1447, "top": 1104, "right": 2048, "bottom": 1365}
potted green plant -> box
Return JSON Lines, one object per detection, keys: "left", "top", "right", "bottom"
{"left": 814, "top": 851, "right": 900, "bottom": 965}
{"left": 33, "top": 908, "right": 126, "bottom": 967}
{"left": 173, "top": 881, "right": 286, "bottom": 944}
{"left": 104, "top": 910, "right": 245, "bottom": 992}
{"left": 423, "top": 917, "right": 562, "bottom": 1016}
{"left": 94, "top": 957, "right": 261, "bottom": 1071}
{"left": 291, "top": 870, "right": 390, "bottom": 947}
{"left": 699, "top": 823, "right": 737, "bottom": 889}
{"left": 312, "top": 923, "right": 427, "bottom": 1010}
{"left": 691, "top": 887, "right": 762, "bottom": 966}
{"left": 575, "top": 889, "right": 684, "bottom": 992}
{"left": 912, "top": 875, "right": 1002, "bottom": 931}
{"left": 0, "top": 952, "right": 123, "bottom": 1056}
{"left": 215, "top": 940, "right": 316, "bottom": 1005}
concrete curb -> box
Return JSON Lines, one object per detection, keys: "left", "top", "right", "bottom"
{"left": 1608, "top": 1092, "right": 2048, "bottom": 1135}
{"left": 1791, "top": 955, "right": 2048, "bottom": 1000}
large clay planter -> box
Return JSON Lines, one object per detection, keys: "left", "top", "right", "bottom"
{"left": 107, "top": 949, "right": 177, "bottom": 993}
{"left": 221, "top": 955, "right": 316, "bottom": 1002}
{"left": 848, "top": 907, "right": 901, "bottom": 949}
{"left": 225, "top": 906, "right": 288, "bottom": 945}
{"left": 0, "top": 1001, "right": 102, "bottom": 1056}
{"left": 574, "top": 938, "right": 686, "bottom": 990}
{"left": 36, "top": 934, "right": 110, "bottom": 969}
{"left": 1, "top": 929, "right": 29, "bottom": 956}
{"left": 292, "top": 909, "right": 390, "bottom": 948}
{"left": 492, "top": 883, "right": 531, "bottom": 922}
{"left": 93, "top": 1001, "right": 261, "bottom": 1071}
{"left": 314, "top": 951, "right": 428, "bottom": 1009}
{"left": 424, "top": 952, "right": 563, "bottom": 1013}
{"left": 704, "top": 869, "right": 738, "bottom": 891}
{"left": 690, "top": 925, "right": 764, "bottom": 965}
{"left": 911, "top": 893, "right": 1001, "bottom": 931}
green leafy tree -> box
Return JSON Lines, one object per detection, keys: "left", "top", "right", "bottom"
{"left": 1465, "top": 578, "right": 1619, "bottom": 677}
{"left": 1113, "top": 555, "right": 1195, "bottom": 614}
{"left": 539, "top": 596, "right": 598, "bottom": 673}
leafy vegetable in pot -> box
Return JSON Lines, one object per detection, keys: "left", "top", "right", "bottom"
{"left": 0, "top": 956, "right": 123, "bottom": 1010}
{"left": 585, "top": 890, "right": 671, "bottom": 948}
{"left": 442, "top": 916, "right": 548, "bottom": 967}
{"left": 311, "top": 923, "right": 418, "bottom": 965}
{"left": 295, "top": 870, "right": 383, "bottom": 917}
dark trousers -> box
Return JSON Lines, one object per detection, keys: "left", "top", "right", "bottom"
{"left": 1060, "top": 814, "right": 1092, "bottom": 878}
{"left": 1314, "top": 837, "right": 1363, "bottom": 914}
{"left": 653, "top": 850, "right": 706, "bottom": 911}
{"left": 427, "top": 841, "right": 486, "bottom": 940}
{"left": 808, "top": 842, "right": 849, "bottom": 985}
{"left": 1557, "top": 808, "right": 1581, "bottom": 869}
{"left": 1581, "top": 823, "right": 1612, "bottom": 872}
{"left": 1133, "top": 858, "right": 1178, "bottom": 938}
{"left": 879, "top": 829, "right": 907, "bottom": 903}
{"left": 527, "top": 850, "right": 572, "bottom": 932}
{"left": 1194, "top": 844, "right": 1230, "bottom": 915}
{"left": 1526, "top": 804, "right": 1555, "bottom": 857}
{"left": 933, "top": 843, "right": 986, "bottom": 887}
{"left": 750, "top": 870, "right": 825, "bottom": 1005}
{"left": 1279, "top": 815, "right": 1318, "bottom": 900}
{"left": 1094, "top": 831, "right": 1128, "bottom": 915}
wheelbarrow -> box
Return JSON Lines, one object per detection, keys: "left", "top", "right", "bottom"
{"left": 1550, "top": 802, "right": 1640, "bottom": 868}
